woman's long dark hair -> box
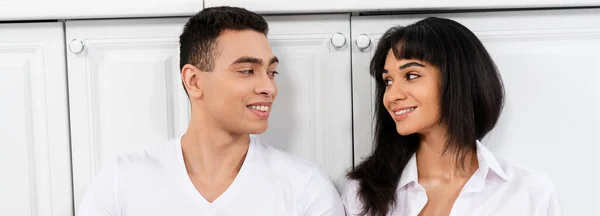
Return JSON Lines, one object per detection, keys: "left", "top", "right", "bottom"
{"left": 347, "top": 17, "right": 505, "bottom": 216}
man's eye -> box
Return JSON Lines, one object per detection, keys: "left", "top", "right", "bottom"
{"left": 239, "top": 70, "right": 254, "bottom": 74}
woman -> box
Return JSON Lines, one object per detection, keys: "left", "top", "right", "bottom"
{"left": 342, "top": 17, "right": 560, "bottom": 216}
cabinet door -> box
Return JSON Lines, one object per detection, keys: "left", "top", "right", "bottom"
{"left": 0, "top": 23, "right": 72, "bottom": 216}
{"left": 204, "top": 0, "right": 600, "bottom": 15}
{"left": 66, "top": 18, "right": 191, "bottom": 207}
{"left": 351, "top": 8, "right": 600, "bottom": 215}
{"left": 261, "top": 14, "right": 353, "bottom": 191}
{"left": 0, "top": 0, "right": 203, "bottom": 21}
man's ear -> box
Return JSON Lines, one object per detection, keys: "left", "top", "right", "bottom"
{"left": 181, "top": 64, "right": 203, "bottom": 99}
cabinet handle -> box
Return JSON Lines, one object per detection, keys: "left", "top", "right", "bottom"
{"left": 331, "top": 32, "right": 347, "bottom": 49}
{"left": 69, "top": 39, "right": 85, "bottom": 54}
{"left": 355, "top": 34, "right": 371, "bottom": 51}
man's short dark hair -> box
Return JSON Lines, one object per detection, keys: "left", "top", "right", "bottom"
{"left": 179, "top": 6, "right": 269, "bottom": 72}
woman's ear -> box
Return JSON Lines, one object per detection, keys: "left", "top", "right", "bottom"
{"left": 181, "top": 64, "right": 203, "bottom": 99}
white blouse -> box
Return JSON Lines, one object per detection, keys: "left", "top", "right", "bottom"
{"left": 342, "top": 141, "right": 561, "bottom": 216}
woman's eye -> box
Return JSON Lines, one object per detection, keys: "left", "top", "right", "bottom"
{"left": 406, "top": 73, "right": 419, "bottom": 80}
{"left": 268, "top": 71, "right": 279, "bottom": 77}
{"left": 384, "top": 79, "right": 393, "bottom": 86}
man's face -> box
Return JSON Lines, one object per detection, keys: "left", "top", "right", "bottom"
{"left": 197, "top": 30, "right": 279, "bottom": 135}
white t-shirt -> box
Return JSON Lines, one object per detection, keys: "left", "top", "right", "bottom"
{"left": 342, "top": 141, "right": 561, "bottom": 216}
{"left": 78, "top": 135, "right": 345, "bottom": 216}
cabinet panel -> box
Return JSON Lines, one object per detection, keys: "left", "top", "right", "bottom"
{"left": 0, "top": 0, "right": 203, "bottom": 21}
{"left": 351, "top": 8, "right": 600, "bottom": 215}
{"left": 66, "top": 18, "right": 191, "bottom": 207}
{"left": 261, "top": 14, "right": 353, "bottom": 191}
{"left": 205, "top": 0, "right": 600, "bottom": 14}
{"left": 0, "top": 23, "right": 72, "bottom": 216}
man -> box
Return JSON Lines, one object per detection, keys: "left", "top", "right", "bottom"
{"left": 77, "top": 6, "right": 345, "bottom": 216}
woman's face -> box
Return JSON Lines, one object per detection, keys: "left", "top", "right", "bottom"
{"left": 382, "top": 49, "right": 442, "bottom": 136}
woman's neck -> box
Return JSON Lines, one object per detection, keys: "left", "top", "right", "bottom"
{"left": 416, "top": 125, "right": 478, "bottom": 181}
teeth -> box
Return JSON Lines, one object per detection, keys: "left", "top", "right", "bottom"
{"left": 249, "top": 105, "right": 269, "bottom": 112}
{"left": 395, "top": 107, "right": 415, "bottom": 115}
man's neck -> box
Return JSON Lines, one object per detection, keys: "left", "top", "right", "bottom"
{"left": 181, "top": 121, "right": 250, "bottom": 185}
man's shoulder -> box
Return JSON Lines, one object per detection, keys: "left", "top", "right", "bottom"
{"left": 77, "top": 138, "right": 188, "bottom": 215}
{"left": 104, "top": 138, "right": 179, "bottom": 177}
{"left": 250, "top": 136, "right": 338, "bottom": 193}
{"left": 250, "top": 137, "right": 344, "bottom": 215}
{"left": 252, "top": 136, "right": 324, "bottom": 177}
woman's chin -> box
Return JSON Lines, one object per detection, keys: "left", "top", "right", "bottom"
{"left": 396, "top": 127, "right": 416, "bottom": 136}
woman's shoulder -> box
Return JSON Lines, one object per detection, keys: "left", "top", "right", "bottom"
{"left": 493, "top": 157, "right": 561, "bottom": 213}
{"left": 342, "top": 178, "right": 360, "bottom": 197}
{"left": 496, "top": 156, "right": 557, "bottom": 195}
{"left": 477, "top": 142, "right": 556, "bottom": 195}
{"left": 341, "top": 178, "right": 364, "bottom": 215}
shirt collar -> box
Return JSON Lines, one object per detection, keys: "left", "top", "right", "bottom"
{"left": 475, "top": 140, "right": 509, "bottom": 182}
{"left": 398, "top": 153, "right": 418, "bottom": 189}
{"left": 397, "top": 140, "right": 510, "bottom": 191}
{"left": 461, "top": 140, "right": 510, "bottom": 193}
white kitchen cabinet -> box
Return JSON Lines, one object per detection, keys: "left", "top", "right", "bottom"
{"left": 65, "top": 18, "right": 191, "bottom": 208}
{"left": 0, "top": 23, "right": 72, "bottom": 216}
{"left": 0, "top": 0, "right": 203, "bottom": 21}
{"left": 351, "top": 8, "right": 600, "bottom": 215}
{"left": 3, "top": 6, "right": 594, "bottom": 215}
{"left": 205, "top": 0, "right": 600, "bottom": 14}
{"left": 259, "top": 14, "right": 353, "bottom": 191}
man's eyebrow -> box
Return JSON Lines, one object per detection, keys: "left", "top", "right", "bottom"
{"left": 269, "top": 56, "right": 279, "bottom": 65}
{"left": 231, "top": 56, "right": 263, "bottom": 66}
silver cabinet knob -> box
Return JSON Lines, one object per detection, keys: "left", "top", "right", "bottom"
{"left": 69, "top": 39, "right": 84, "bottom": 54}
{"left": 355, "top": 34, "right": 371, "bottom": 50}
{"left": 330, "top": 32, "right": 347, "bottom": 49}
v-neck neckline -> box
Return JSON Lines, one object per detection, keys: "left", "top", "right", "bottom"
{"left": 173, "top": 135, "right": 255, "bottom": 211}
